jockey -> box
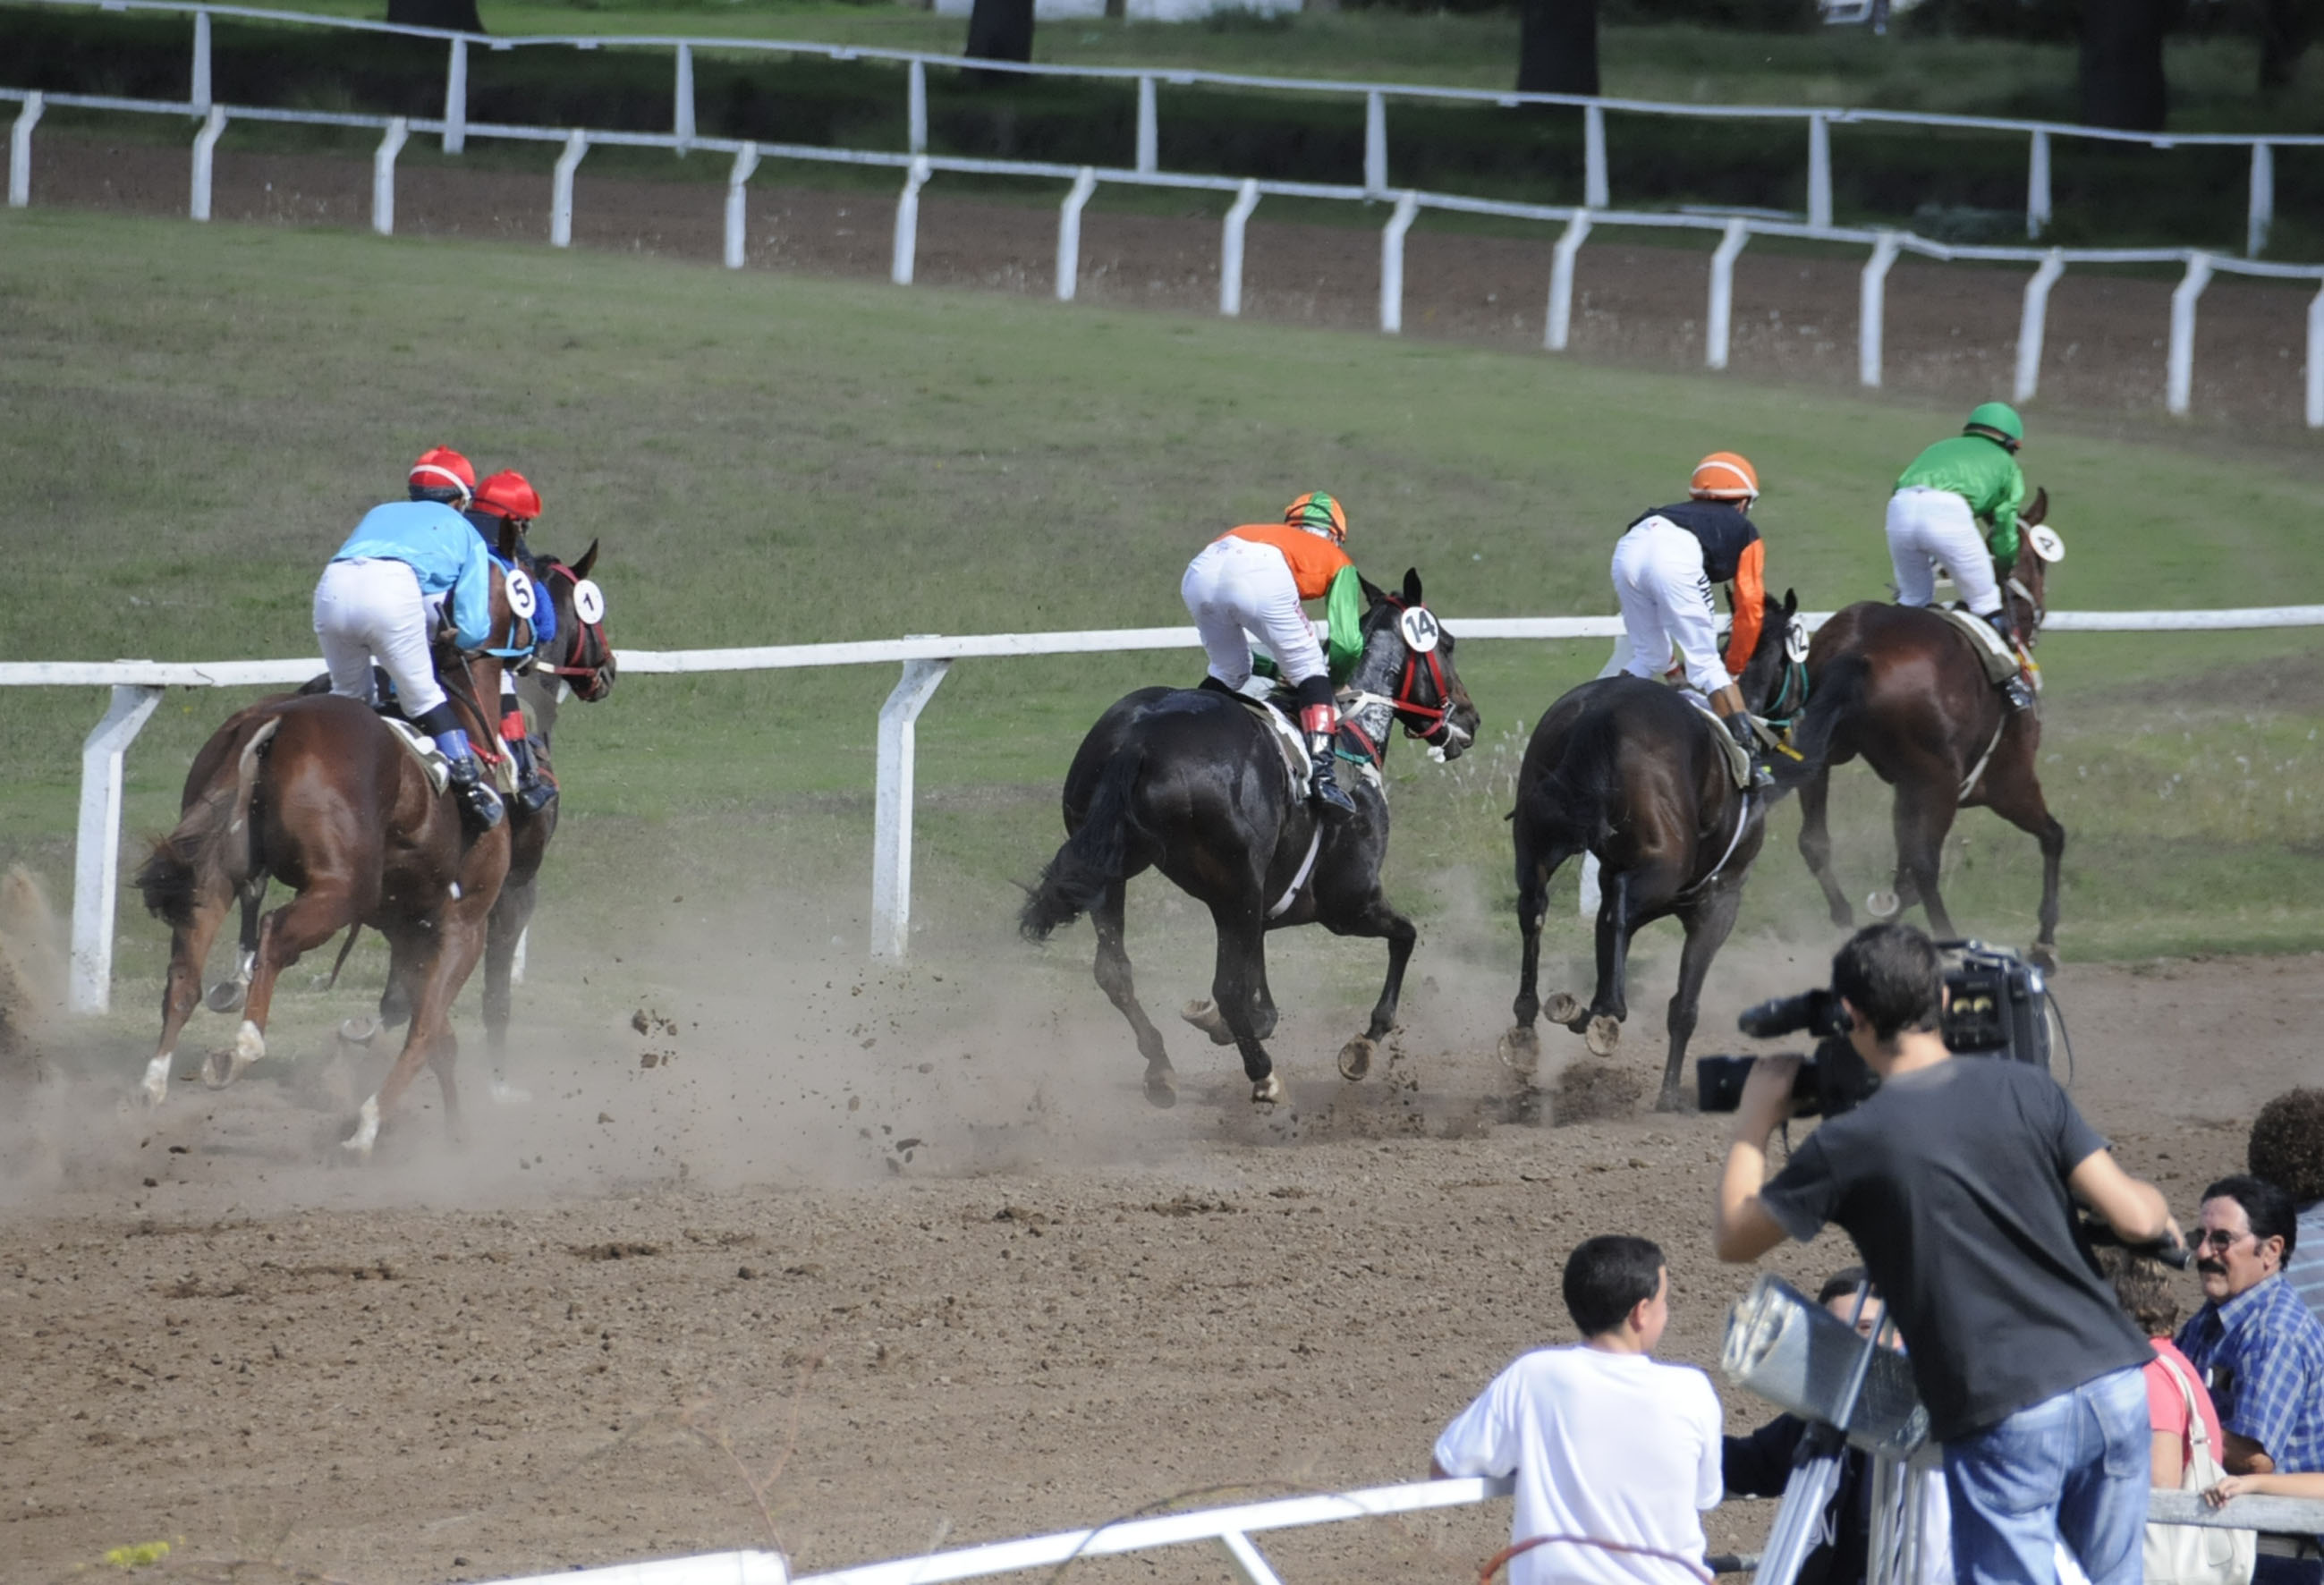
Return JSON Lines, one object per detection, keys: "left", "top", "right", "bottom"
{"left": 310, "top": 447, "right": 505, "bottom": 832}
{"left": 1610, "top": 452, "right": 1773, "bottom": 790}
{"left": 465, "top": 469, "right": 556, "bottom": 816}
{"left": 1888, "top": 401, "right": 2035, "bottom": 709}
{"left": 1180, "top": 491, "right": 1366, "bottom": 818}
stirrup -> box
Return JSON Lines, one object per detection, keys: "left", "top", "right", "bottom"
{"left": 1310, "top": 767, "right": 1358, "bottom": 818}
{"left": 512, "top": 776, "right": 558, "bottom": 816}
{"left": 2002, "top": 675, "right": 2037, "bottom": 713}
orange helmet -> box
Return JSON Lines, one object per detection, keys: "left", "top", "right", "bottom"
{"left": 408, "top": 445, "right": 477, "bottom": 507}
{"left": 1284, "top": 491, "right": 1348, "bottom": 545}
{"left": 472, "top": 470, "right": 541, "bottom": 523}
{"left": 1688, "top": 452, "right": 1760, "bottom": 504}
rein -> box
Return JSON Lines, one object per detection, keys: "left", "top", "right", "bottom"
{"left": 1336, "top": 597, "right": 1462, "bottom": 767}
{"left": 1758, "top": 654, "right": 1811, "bottom": 732}
{"left": 535, "top": 561, "right": 611, "bottom": 686}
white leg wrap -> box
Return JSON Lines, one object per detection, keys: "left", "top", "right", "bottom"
{"left": 141, "top": 1053, "right": 173, "bottom": 1106}
{"left": 344, "top": 1095, "right": 382, "bottom": 1157}
{"left": 233, "top": 1019, "right": 266, "bottom": 1071}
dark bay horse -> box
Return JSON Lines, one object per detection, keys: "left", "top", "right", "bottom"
{"left": 1790, "top": 491, "right": 2062, "bottom": 966}
{"left": 1500, "top": 589, "right": 1804, "bottom": 1111}
{"left": 1021, "top": 570, "right": 1480, "bottom": 1106}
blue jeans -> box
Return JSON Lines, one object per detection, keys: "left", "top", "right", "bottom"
{"left": 1942, "top": 1366, "right": 2150, "bottom": 1585}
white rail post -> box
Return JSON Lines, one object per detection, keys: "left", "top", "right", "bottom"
{"left": 907, "top": 59, "right": 928, "bottom": 157}
{"left": 2166, "top": 250, "right": 2213, "bottom": 418}
{"left": 1582, "top": 102, "right": 1608, "bottom": 209}
{"left": 2247, "top": 141, "right": 2273, "bottom": 259}
{"left": 1706, "top": 216, "right": 1748, "bottom": 371}
{"left": 2308, "top": 282, "right": 2324, "bottom": 429}
{"left": 2012, "top": 247, "right": 2065, "bottom": 403}
{"left": 1857, "top": 229, "right": 1898, "bottom": 388}
{"left": 724, "top": 140, "right": 759, "bottom": 269}
{"left": 1219, "top": 177, "right": 1259, "bottom": 318}
{"left": 370, "top": 115, "right": 407, "bottom": 236}
{"left": 674, "top": 43, "right": 695, "bottom": 155}
{"left": 892, "top": 155, "right": 930, "bottom": 285}
{"left": 1056, "top": 165, "right": 1096, "bottom": 302}
{"left": 191, "top": 8, "right": 212, "bottom": 116}
{"left": 550, "top": 130, "right": 587, "bottom": 248}
{"left": 1544, "top": 208, "right": 1592, "bottom": 352}
{"left": 870, "top": 657, "right": 952, "bottom": 961}
{"left": 1363, "top": 90, "right": 1387, "bottom": 198}
{"left": 443, "top": 36, "right": 468, "bottom": 155}
{"left": 1378, "top": 190, "right": 1418, "bottom": 334}
{"left": 2025, "top": 127, "right": 2050, "bottom": 239}
{"left": 70, "top": 684, "right": 164, "bottom": 1014}
{"left": 1806, "top": 111, "right": 1832, "bottom": 230}
{"left": 8, "top": 91, "right": 42, "bottom": 208}
{"left": 189, "top": 106, "right": 226, "bottom": 221}
{"left": 1217, "top": 1530, "right": 1289, "bottom": 1585}
{"left": 1135, "top": 74, "right": 1158, "bottom": 174}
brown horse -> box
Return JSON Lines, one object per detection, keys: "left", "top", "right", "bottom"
{"left": 135, "top": 577, "right": 524, "bottom": 1156}
{"left": 1789, "top": 489, "right": 2063, "bottom": 967}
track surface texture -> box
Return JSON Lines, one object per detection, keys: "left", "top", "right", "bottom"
{"left": 24, "top": 132, "right": 2322, "bottom": 431}
{"left": 1, "top": 945, "right": 2312, "bottom": 1584}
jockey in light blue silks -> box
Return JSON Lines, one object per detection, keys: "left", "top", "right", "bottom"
{"left": 310, "top": 446, "right": 505, "bottom": 832}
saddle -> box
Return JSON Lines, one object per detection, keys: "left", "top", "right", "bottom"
{"left": 301, "top": 666, "right": 521, "bottom": 796}
{"left": 1678, "top": 691, "right": 1755, "bottom": 792}
{"left": 379, "top": 717, "right": 453, "bottom": 795}
{"left": 1931, "top": 605, "right": 2032, "bottom": 691}
{"left": 1233, "top": 693, "right": 1313, "bottom": 784}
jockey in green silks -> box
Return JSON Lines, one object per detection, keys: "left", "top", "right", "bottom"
{"left": 1886, "top": 401, "right": 2035, "bottom": 710}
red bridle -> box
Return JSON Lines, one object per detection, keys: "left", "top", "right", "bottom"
{"left": 537, "top": 561, "right": 613, "bottom": 695}
{"left": 1335, "top": 598, "right": 1458, "bottom": 768}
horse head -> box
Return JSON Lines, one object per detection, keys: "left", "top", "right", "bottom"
{"left": 2006, "top": 486, "right": 2057, "bottom": 647}
{"left": 1735, "top": 586, "right": 1806, "bottom": 727}
{"left": 1342, "top": 567, "right": 1481, "bottom": 764}
{"left": 530, "top": 540, "right": 618, "bottom": 703}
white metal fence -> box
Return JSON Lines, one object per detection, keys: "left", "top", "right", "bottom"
{"left": 5, "top": 604, "right": 2322, "bottom": 1014}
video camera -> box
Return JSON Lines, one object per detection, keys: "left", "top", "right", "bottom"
{"left": 1697, "top": 941, "right": 2053, "bottom": 1118}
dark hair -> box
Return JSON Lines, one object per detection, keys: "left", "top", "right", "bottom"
{"left": 1830, "top": 924, "right": 1944, "bottom": 1043}
{"left": 1817, "top": 1267, "right": 1871, "bottom": 1308}
{"left": 2250, "top": 1089, "right": 2324, "bottom": 1208}
{"left": 2201, "top": 1174, "right": 2299, "bottom": 1261}
{"left": 2095, "top": 1245, "right": 2179, "bottom": 1338}
{"left": 409, "top": 484, "right": 467, "bottom": 506}
{"left": 1563, "top": 1235, "right": 1666, "bottom": 1338}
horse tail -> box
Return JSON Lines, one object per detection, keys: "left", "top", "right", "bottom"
{"left": 134, "top": 716, "right": 278, "bottom": 931}
{"left": 323, "top": 923, "right": 362, "bottom": 991}
{"left": 1020, "top": 743, "right": 1145, "bottom": 943}
{"left": 1518, "top": 716, "right": 1624, "bottom": 858}
{"left": 1777, "top": 652, "right": 1869, "bottom": 786}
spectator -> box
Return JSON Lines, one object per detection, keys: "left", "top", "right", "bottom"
{"left": 1431, "top": 1233, "right": 1722, "bottom": 1585}
{"left": 2247, "top": 1089, "right": 2324, "bottom": 1330}
{"left": 1714, "top": 922, "right": 2180, "bottom": 1585}
{"left": 2175, "top": 1175, "right": 2324, "bottom": 1583}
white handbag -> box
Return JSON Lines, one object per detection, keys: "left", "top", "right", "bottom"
{"left": 2144, "top": 1352, "right": 2256, "bottom": 1585}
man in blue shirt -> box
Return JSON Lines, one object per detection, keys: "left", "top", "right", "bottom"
{"left": 2176, "top": 1173, "right": 2324, "bottom": 1584}
{"left": 311, "top": 447, "right": 505, "bottom": 832}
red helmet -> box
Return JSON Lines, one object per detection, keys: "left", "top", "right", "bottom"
{"left": 472, "top": 470, "right": 541, "bottom": 523}
{"left": 409, "top": 446, "right": 477, "bottom": 505}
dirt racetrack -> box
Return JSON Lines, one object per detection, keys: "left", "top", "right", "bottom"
{"left": 2, "top": 912, "right": 2314, "bottom": 1584}
{"left": 22, "top": 131, "right": 2323, "bottom": 432}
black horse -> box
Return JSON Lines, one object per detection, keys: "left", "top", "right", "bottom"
{"left": 1499, "top": 589, "right": 1804, "bottom": 1112}
{"left": 1020, "top": 569, "right": 1481, "bottom": 1106}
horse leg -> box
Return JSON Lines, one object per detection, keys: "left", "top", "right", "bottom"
{"left": 347, "top": 915, "right": 482, "bottom": 1157}
{"left": 1892, "top": 782, "right": 1959, "bottom": 938}
{"left": 1981, "top": 769, "right": 2067, "bottom": 969}
{"left": 1091, "top": 880, "right": 1176, "bottom": 1108}
{"left": 147, "top": 895, "right": 233, "bottom": 1106}
{"left": 228, "top": 882, "right": 359, "bottom": 1088}
{"left": 1659, "top": 886, "right": 1744, "bottom": 1112}
{"left": 1498, "top": 832, "right": 1571, "bottom": 1077}
{"left": 1796, "top": 766, "right": 1854, "bottom": 929}
{"left": 203, "top": 877, "right": 265, "bottom": 1014}
{"left": 1206, "top": 903, "right": 1282, "bottom": 1105}
{"left": 481, "top": 875, "right": 536, "bottom": 1100}
{"left": 1320, "top": 890, "right": 1415, "bottom": 1083}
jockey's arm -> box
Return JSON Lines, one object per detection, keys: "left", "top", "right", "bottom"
{"left": 1983, "top": 462, "right": 2026, "bottom": 567}
{"left": 1321, "top": 565, "right": 1366, "bottom": 683}
{"left": 447, "top": 534, "right": 497, "bottom": 653}
{"left": 1720, "top": 538, "right": 1766, "bottom": 679}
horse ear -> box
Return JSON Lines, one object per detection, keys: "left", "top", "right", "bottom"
{"left": 1402, "top": 567, "right": 1423, "bottom": 606}
{"left": 496, "top": 520, "right": 519, "bottom": 562}
{"left": 572, "top": 539, "right": 599, "bottom": 580}
{"left": 1782, "top": 587, "right": 1798, "bottom": 617}
{"left": 1359, "top": 573, "right": 1387, "bottom": 608}
{"left": 2025, "top": 487, "right": 2048, "bottom": 528}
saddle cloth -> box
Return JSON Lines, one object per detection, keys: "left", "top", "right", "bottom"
{"left": 1933, "top": 604, "right": 2028, "bottom": 688}
{"left": 1678, "top": 691, "right": 1754, "bottom": 791}
{"left": 1234, "top": 694, "right": 1313, "bottom": 784}
{"left": 380, "top": 717, "right": 454, "bottom": 795}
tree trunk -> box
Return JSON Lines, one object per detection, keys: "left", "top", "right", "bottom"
{"left": 386, "top": 0, "right": 485, "bottom": 33}
{"left": 966, "top": 0, "right": 1035, "bottom": 65}
{"left": 1516, "top": 0, "right": 1599, "bottom": 97}
{"left": 2078, "top": 0, "right": 2169, "bottom": 131}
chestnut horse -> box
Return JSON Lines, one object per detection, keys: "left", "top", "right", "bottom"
{"left": 1789, "top": 489, "right": 2062, "bottom": 966}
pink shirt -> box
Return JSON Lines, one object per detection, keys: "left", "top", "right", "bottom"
{"left": 2144, "top": 1337, "right": 2226, "bottom": 1462}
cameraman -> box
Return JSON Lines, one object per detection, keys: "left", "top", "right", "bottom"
{"left": 1712, "top": 923, "right": 2183, "bottom": 1585}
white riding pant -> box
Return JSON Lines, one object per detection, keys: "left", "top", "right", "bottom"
{"left": 1611, "top": 515, "right": 1731, "bottom": 696}
{"left": 1181, "top": 536, "right": 1327, "bottom": 688}
{"left": 1887, "top": 485, "right": 2000, "bottom": 615}
{"left": 313, "top": 556, "right": 448, "bottom": 718}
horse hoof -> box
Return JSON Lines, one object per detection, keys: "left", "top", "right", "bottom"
{"left": 1336, "top": 1036, "right": 1375, "bottom": 1083}
{"left": 204, "top": 979, "right": 247, "bottom": 1014}
{"left": 1545, "top": 992, "right": 1584, "bottom": 1028}
{"left": 1495, "top": 1025, "right": 1540, "bottom": 1077}
{"left": 233, "top": 1019, "right": 266, "bottom": 1068}
{"left": 140, "top": 1056, "right": 173, "bottom": 1107}
{"left": 1865, "top": 890, "right": 1901, "bottom": 920}
{"left": 1180, "top": 999, "right": 1234, "bottom": 1047}
{"left": 341, "top": 1097, "right": 382, "bottom": 1159}
{"left": 1584, "top": 1016, "right": 1622, "bottom": 1059}
{"left": 488, "top": 1076, "right": 532, "bottom": 1106}
{"left": 338, "top": 1016, "right": 380, "bottom": 1047}
{"left": 1654, "top": 1086, "right": 1688, "bottom": 1115}
{"left": 1143, "top": 1072, "right": 1178, "bottom": 1110}
{"left": 200, "top": 1047, "right": 236, "bottom": 1090}
{"left": 1250, "top": 1073, "right": 1284, "bottom": 1106}
{"left": 2029, "top": 942, "right": 2058, "bottom": 973}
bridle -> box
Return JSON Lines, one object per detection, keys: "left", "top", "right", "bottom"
{"left": 1336, "top": 596, "right": 1471, "bottom": 767}
{"left": 2006, "top": 563, "right": 2047, "bottom": 648}
{"left": 534, "top": 559, "right": 615, "bottom": 699}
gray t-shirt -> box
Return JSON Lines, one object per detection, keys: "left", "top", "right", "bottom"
{"left": 1759, "top": 1056, "right": 2151, "bottom": 1442}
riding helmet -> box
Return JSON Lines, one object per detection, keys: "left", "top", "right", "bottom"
{"left": 1285, "top": 491, "right": 1349, "bottom": 545}
{"left": 1688, "top": 452, "right": 1760, "bottom": 504}
{"left": 1964, "top": 401, "right": 2024, "bottom": 450}
{"left": 473, "top": 470, "right": 543, "bottom": 525}
{"left": 409, "top": 445, "right": 478, "bottom": 508}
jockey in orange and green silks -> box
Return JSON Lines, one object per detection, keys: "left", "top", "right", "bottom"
{"left": 1180, "top": 491, "right": 1368, "bottom": 818}
{"left": 1887, "top": 401, "right": 2035, "bottom": 709}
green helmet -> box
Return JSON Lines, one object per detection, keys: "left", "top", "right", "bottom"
{"left": 1964, "top": 401, "right": 2024, "bottom": 447}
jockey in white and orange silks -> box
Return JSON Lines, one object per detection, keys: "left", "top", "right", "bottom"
{"left": 1180, "top": 492, "right": 1368, "bottom": 818}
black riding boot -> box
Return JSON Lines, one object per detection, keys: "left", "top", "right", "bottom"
{"left": 1307, "top": 735, "right": 1359, "bottom": 818}
{"left": 505, "top": 735, "right": 557, "bottom": 816}
{"left": 1986, "top": 610, "right": 2036, "bottom": 711}
{"left": 425, "top": 725, "right": 505, "bottom": 833}
{"left": 1726, "top": 711, "right": 1775, "bottom": 790}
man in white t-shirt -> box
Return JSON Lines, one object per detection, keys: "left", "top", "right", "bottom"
{"left": 1431, "top": 1234, "right": 1724, "bottom": 1585}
